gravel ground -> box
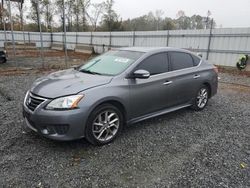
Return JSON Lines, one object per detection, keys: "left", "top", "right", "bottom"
{"left": 219, "top": 72, "right": 250, "bottom": 87}
{"left": 0, "top": 71, "right": 250, "bottom": 188}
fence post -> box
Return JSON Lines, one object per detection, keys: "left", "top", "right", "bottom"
{"left": 132, "top": 31, "right": 136, "bottom": 46}
{"left": 90, "top": 32, "right": 93, "bottom": 46}
{"left": 22, "top": 30, "right": 26, "bottom": 46}
{"left": 109, "top": 32, "right": 112, "bottom": 49}
{"left": 50, "top": 32, "right": 53, "bottom": 47}
{"left": 76, "top": 32, "right": 78, "bottom": 46}
{"left": 206, "top": 19, "right": 213, "bottom": 60}
{"left": 102, "top": 44, "right": 105, "bottom": 53}
{"left": 166, "top": 30, "right": 170, "bottom": 46}
{"left": 28, "top": 32, "right": 31, "bottom": 43}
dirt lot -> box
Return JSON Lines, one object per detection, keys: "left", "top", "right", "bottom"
{"left": 0, "top": 50, "right": 91, "bottom": 72}
{"left": 0, "top": 57, "right": 250, "bottom": 187}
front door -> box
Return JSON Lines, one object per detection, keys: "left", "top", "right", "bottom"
{"left": 128, "top": 52, "right": 170, "bottom": 119}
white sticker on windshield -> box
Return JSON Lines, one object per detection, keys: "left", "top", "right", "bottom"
{"left": 114, "top": 58, "right": 130, "bottom": 63}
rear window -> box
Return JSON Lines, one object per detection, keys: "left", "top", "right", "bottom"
{"left": 79, "top": 50, "right": 144, "bottom": 76}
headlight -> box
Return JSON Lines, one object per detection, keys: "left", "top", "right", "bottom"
{"left": 45, "top": 95, "right": 84, "bottom": 110}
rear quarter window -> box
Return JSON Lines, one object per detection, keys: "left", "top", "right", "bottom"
{"left": 191, "top": 54, "right": 201, "bottom": 66}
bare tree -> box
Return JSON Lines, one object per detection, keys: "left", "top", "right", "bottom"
{"left": 101, "top": 0, "right": 121, "bottom": 31}
{"left": 13, "top": 2, "right": 24, "bottom": 31}
{"left": 0, "top": 2, "right": 9, "bottom": 30}
{"left": 56, "top": 0, "right": 90, "bottom": 32}
{"left": 104, "top": 0, "right": 114, "bottom": 31}
{"left": 65, "top": 0, "right": 71, "bottom": 31}
{"left": 176, "top": 10, "right": 185, "bottom": 18}
{"left": 55, "top": 0, "right": 67, "bottom": 31}
{"left": 29, "top": 0, "right": 40, "bottom": 31}
{"left": 155, "top": 9, "right": 164, "bottom": 30}
{"left": 79, "top": 0, "right": 90, "bottom": 31}
{"left": 72, "top": 0, "right": 81, "bottom": 31}
{"left": 87, "top": 2, "right": 105, "bottom": 31}
{"left": 42, "top": 0, "right": 54, "bottom": 32}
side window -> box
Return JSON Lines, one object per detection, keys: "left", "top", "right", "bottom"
{"left": 191, "top": 54, "right": 201, "bottom": 66}
{"left": 169, "top": 52, "right": 194, "bottom": 71}
{"left": 136, "top": 53, "right": 168, "bottom": 75}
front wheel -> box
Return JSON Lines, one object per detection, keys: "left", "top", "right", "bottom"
{"left": 191, "top": 85, "right": 209, "bottom": 111}
{"left": 85, "top": 104, "right": 124, "bottom": 146}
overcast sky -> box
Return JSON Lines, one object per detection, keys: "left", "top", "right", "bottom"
{"left": 92, "top": 0, "right": 250, "bottom": 28}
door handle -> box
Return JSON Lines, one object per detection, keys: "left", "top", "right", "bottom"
{"left": 163, "top": 81, "right": 173, "bottom": 85}
{"left": 193, "top": 75, "right": 201, "bottom": 79}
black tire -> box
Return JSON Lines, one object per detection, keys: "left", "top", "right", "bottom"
{"left": 191, "top": 85, "right": 209, "bottom": 111}
{"left": 85, "top": 103, "right": 124, "bottom": 146}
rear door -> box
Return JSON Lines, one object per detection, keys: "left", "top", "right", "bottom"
{"left": 166, "top": 51, "right": 202, "bottom": 106}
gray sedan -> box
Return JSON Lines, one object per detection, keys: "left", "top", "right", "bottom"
{"left": 23, "top": 47, "right": 218, "bottom": 145}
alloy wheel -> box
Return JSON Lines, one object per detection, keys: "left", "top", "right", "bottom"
{"left": 196, "top": 88, "right": 208, "bottom": 109}
{"left": 92, "top": 110, "right": 120, "bottom": 142}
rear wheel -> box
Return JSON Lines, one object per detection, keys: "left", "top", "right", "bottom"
{"left": 191, "top": 85, "right": 209, "bottom": 111}
{"left": 85, "top": 104, "right": 124, "bottom": 145}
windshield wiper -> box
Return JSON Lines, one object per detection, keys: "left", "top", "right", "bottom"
{"left": 79, "top": 69, "right": 102, "bottom": 75}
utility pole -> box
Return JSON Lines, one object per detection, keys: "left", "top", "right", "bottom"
{"left": 205, "top": 10, "right": 212, "bottom": 29}
{"left": 206, "top": 19, "right": 213, "bottom": 60}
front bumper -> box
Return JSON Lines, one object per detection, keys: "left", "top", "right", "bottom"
{"left": 22, "top": 103, "right": 89, "bottom": 141}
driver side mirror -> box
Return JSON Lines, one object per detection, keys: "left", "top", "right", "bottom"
{"left": 128, "top": 69, "right": 150, "bottom": 79}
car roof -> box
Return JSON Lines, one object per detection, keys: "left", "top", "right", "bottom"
{"left": 118, "top": 47, "right": 191, "bottom": 54}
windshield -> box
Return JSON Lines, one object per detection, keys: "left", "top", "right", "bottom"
{"left": 78, "top": 50, "right": 144, "bottom": 76}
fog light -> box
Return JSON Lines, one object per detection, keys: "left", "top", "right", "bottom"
{"left": 41, "top": 129, "right": 49, "bottom": 135}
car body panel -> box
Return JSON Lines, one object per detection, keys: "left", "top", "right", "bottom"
{"left": 30, "top": 69, "right": 113, "bottom": 98}
{"left": 128, "top": 74, "right": 172, "bottom": 118}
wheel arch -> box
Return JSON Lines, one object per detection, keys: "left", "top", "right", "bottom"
{"left": 203, "top": 82, "right": 212, "bottom": 98}
{"left": 90, "top": 99, "right": 127, "bottom": 122}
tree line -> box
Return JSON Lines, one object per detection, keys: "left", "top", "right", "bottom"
{"left": 0, "top": 0, "right": 215, "bottom": 32}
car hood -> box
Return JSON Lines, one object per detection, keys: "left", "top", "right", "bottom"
{"left": 30, "top": 69, "right": 113, "bottom": 98}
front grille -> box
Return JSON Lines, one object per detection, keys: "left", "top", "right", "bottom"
{"left": 26, "top": 92, "right": 46, "bottom": 111}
